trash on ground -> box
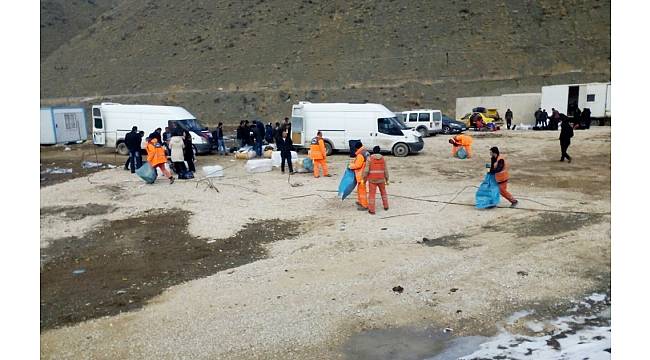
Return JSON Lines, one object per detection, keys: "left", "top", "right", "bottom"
{"left": 392, "top": 285, "right": 404, "bottom": 293}
{"left": 42, "top": 168, "right": 73, "bottom": 174}
{"left": 64, "top": 147, "right": 71, "bottom": 151}
{"left": 81, "top": 161, "right": 103, "bottom": 169}
{"left": 245, "top": 159, "right": 273, "bottom": 173}
{"left": 72, "top": 268, "right": 86, "bottom": 275}
{"left": 202, "top": 165, "right": 224, "bottom": 178}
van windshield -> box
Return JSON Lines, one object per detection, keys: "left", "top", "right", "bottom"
{"left": 378, "top": 117, "right": 405, "bottom": 136}
{"left": 172, "top": 119, "right": 208, "bottom": 132}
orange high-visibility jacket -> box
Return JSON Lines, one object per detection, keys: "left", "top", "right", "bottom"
{"left": 364, "top": 154, "right": 389, "bottom": 183}
{"left": 309, "top": 137, "right": 326, "bottom": 160}
{"left": 494, "top": 155, "right": 510, "bottom": 183}
{"left": 451, "top": 134, "right": 473, "bottom": 156}
{"left": 146, "top": 139, "right": 167, "bottom": 166}
{"left": 349, "top": 147, "right": 367, "bottom": 182}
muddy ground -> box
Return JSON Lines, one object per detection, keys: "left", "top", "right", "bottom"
{"left": 40, "top": 127, "right": 611, "bottom": 359}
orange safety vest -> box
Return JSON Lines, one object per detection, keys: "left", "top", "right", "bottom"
{"left": 309, "top": 137, "right": 324, "bottom": 160}
{"left": 494, "top": 155, "right": 510, "bottom": 183}
{"left": 367, "top": 157, "right": 386, "bottom": 181}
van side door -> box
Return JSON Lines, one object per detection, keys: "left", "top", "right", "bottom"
{"left": 92, "top": 106, "right": 105, "bottom": 145}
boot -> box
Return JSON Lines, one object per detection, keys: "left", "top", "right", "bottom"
{"left": 169, "top": 177, "right": 175, "bottom": 184}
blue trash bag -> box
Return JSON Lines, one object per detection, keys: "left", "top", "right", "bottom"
{"left": 456, "top": 147, "right": 468, "bottom": 159}
{"left": 135, "top": 162, "right": 157, "bottom": 184}
{"left": 475, "top": 173, "right": 501, "bottom": 209}
{"left": 303, "top": 158, "right": 314, "bottom": 172}
{"left": 338, "top": 167, "right": 358, "bottom": 200}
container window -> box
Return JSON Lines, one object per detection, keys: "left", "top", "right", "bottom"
{"left": 587, "top": 94, "right": 595, "bottom": 102}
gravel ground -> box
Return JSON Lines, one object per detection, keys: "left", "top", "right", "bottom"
{"left": 40, "top": 127, "right": 611, "bottom": 359}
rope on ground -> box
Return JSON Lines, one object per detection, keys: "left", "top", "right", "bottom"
{"left": 379, "top": 212, "right": 420, "bottom": 220}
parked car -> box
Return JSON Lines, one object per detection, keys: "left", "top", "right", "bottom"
{"left": 395, "top": 109, "right": 443, "bottom": 137}
{"left": 441, "top": 115, "right": 467, "bottom": 134}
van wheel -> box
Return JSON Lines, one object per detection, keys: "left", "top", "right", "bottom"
{"left": 324, "top": 141, "right": 333, "bottom": 156}
{"left": 417, "top": 127, "right": 428, "bottom": 137}
{"left": 393, "top": 143, "right": 409, "bottom": 157}
{"left": 116, "top": 141, "right": 129, "bottom": 156}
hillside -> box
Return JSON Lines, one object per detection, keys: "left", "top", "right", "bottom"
{"left": 40, "top": 0, "right": 611, "bottom": 125}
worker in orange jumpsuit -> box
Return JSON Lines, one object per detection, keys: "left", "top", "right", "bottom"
{"left": 363, "top": 146, "right": 390, "bottom": 215}
{"left": 488, "top": 146, "right": 517, "bottom": 207}
{"left": 349, "top": 141, "right": 368, "bottom": 210}
{"left": 146, "top": 138, "right": 175, "bottom": 184}
{"left": 309, "top": 131, "right": 330, "bottom": 178}
{"left": 449, "top": 134, "right": 473, "bottom": 158}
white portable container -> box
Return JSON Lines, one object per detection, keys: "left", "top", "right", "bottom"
{"left": 541, "top": 82, "right": 611, "bottom": 119}
{"left": 290, "top": 102, "right": 423, "bottom": 157}
{"left": 91, "top": 103, "right": 213, "bottom": 155}
{"left": 40, "top": 107, "right": 88, "bottom": 145}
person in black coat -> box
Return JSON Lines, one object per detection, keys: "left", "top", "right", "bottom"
{"left": 149, "top": 128, "right": 162, "bottom": 144}
{"left": 559, "top": 117, "right": 574, "bottom": 163}
{"left": 183, "top": 130, "right": 196, "bottom": 172}
{"left": 124, "top": 126, "right": 143, "bottom": 173}
{"left": 582, "top": 108, "right": 592, "bottom": 129}
{"left": 276, "top": 130, "right": 295, "bottom": 173}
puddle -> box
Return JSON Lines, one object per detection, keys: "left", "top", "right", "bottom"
{"left": 41, "top": 204, "right": 114, "bottom": 221}
{"left": 419, "top": 234, "right": 471, "bottom": 250}
{"left": 482, "top": 212, "right": 605, "bottom": 237}
{"left": 459, "top": 292, "right": 611, "bottom": 359}
{"left": 342, "top": 326, "right": 486, "bottom": 360}
{"left": 40, "top": 209, "right": 301, "bottom": 331}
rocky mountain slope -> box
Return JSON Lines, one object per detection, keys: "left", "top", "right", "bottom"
{"left": 40, "top": 0, "right": 610, "bottom": 125}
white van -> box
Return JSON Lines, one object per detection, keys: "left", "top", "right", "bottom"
{"left": 91, "top": 103, "right": 213, "bottom": 155}
{"left": 290, "top": 102, "right": 423, "bottom": 157}
{"left": 395, "top": 109, "right": 443, "bottom": 137}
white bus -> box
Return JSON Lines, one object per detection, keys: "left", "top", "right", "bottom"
{"left": 91, "top": 103, "right": 213, "bottom": 155}
{"left": 290, "top": 102, "right": 423, "bottom": 157}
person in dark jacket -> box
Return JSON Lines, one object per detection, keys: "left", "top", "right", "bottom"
{"left": 265, "top": 122, "right": 274, "bottom": 143}
{"left": 505, "top": 109, "right": 513, "bottom": 130}
{"left": 281, "top": 117, "right": 291, "bottom": 135}
{"left": 183, "top": 130, "right": 196, "bottom": 172}
{"left": 236, "top": 121, "right": 245, "bottom": 148}
{"left": 148, "top": 128, "right": 162, "bottom": 144}
{"left": 244, "top": 120, "right": 253, "bottom": 146}
{"left": 212, "top": 122, "right": 226, "bottom": 155}
{"left": 124, "top": 126, "right": 143, "bottom": 173}
{"left": 273, "top": 122, "right": 282, "bottom": 143}
{"left": 276, "top": 131, "right": 295, "bottom": 174}
{"left": 581, "top": 108, "right": 592, "bottom": 129}
{"left": 251, "top": 121, "right": 264, "bottom": 157}
{"left": 534, "top": 108, "right": 542, "bottom": 127}
{"left": 559, "top": 116, "right": 574, "bottom": 163}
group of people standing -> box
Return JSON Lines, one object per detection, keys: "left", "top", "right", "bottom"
{"left": 123, "top": 126, "right": 196, "bottom": 184}
{"left": 346, "top": 141, "right": 391, "bottom": 215}
{"left": 236, "top": 117, "right": 292, "bottom": 157}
